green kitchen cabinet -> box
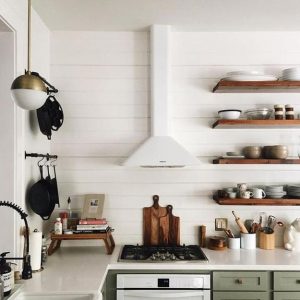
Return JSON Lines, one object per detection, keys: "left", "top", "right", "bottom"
{"left": 274, "top": 292, "right": 300, "bottom": 300}
{"left": 274, "top": 272, "right": 300, "bottom": 291}
{"left": 213, "top": 291, "right": 270, "bottom": 300}
{"left": 213, "top": 271, "right": 269, "bottom": 291}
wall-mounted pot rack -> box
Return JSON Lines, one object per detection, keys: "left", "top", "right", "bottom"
{"left": 24, "top": 151, "right": 58, "bottom": 160}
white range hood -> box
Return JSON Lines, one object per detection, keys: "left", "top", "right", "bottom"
{"left": 122, "top": 25, "right": 199, "bottom": 168}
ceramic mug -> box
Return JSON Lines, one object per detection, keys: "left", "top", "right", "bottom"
{"left": 237, "top": 183, "right": 247, "bottom": 197}
{"left": 252, "top": 188, "right": 266, "bottom": 199}
{"left": 241, "top": 190, "right": 253, "bottom": 199}
{"left": 228, "top": 192, "right": 237, "bottom": 199}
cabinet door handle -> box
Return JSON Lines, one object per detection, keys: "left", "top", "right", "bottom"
{"left": 296, "top": 279, "right": 300, "bottom": 284}
{"left": 235, "top": 279, "right": 243, "bottom": 284}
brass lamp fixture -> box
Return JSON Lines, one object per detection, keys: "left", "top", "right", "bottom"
{"left": 11, "top": 0, "right": 57, "bottom": 110}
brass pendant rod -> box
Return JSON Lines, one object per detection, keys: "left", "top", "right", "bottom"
{"left": 27, "top": 0, "right": 31, "bottom": 72}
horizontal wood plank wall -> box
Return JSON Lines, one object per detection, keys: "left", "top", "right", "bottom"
{"left": 50, "top": 31, "right": 300, "bottom": 246}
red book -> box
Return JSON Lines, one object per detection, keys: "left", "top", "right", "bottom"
{"left": 79, "top": 218, "right": 107, "bottom": 225}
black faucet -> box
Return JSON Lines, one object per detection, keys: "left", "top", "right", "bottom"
{"left": 0, "top": 201, "right": 32, "bottom": 279}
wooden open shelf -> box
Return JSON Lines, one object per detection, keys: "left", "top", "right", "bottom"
{"left": 213, "top": 158, "right": 300, "bottom": 164}
{"left": 213, "top": 194, "right": 300, "bottom": 206}
{"left": 212, "top": 119, "right": 300, "bottom": 129}
{"left": 48, "top": 231, "right": 115, "bottom": 255}
{"left": 213, "top": 80, "right": 300, "bottom": 93}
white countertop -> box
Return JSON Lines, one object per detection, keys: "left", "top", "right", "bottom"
{"left": 11, "top": 245, "right": 300, "bottom": 298}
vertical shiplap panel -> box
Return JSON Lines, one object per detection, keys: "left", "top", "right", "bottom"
{"left": 51, "top": 31, "right": 300, "bottom": 246}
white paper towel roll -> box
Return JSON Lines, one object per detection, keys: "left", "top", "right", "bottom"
{"left": 29, "top": 230, "right": 42, "bottom": 271}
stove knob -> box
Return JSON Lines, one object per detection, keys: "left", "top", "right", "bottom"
{"left": 170, "top": 254, "right": 176, "bottom": 260}
{"left": 161, "top": 254, "right": 166, "bottom": 260}
{"left": 165, "top": 251, "right": 170, "bottom": 258}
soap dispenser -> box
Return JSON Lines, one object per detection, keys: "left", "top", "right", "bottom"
{"left": 0, "top": 252, "right": 12, "bottom": 296}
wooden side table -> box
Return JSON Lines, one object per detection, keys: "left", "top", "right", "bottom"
{"left": 48, "top": 231, "right": 115, "bottom": 255}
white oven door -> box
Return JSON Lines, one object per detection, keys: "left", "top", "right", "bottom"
{"left": 117, "top": 289, "right": 210, "bottom": 300}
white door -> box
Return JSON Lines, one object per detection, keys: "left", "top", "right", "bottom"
{"left": 117, "top": 290, "right": 210, "bottom": 300}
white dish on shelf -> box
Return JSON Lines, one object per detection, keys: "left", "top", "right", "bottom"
{"left": 222, "top": 75, "right": 278, "bottom": 81}
{"left": 226, "top": 71, "right": 265, "bottom": 76}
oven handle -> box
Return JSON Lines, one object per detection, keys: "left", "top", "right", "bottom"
{"left": 119, "top": 290, "right": 209, "bottom": 298}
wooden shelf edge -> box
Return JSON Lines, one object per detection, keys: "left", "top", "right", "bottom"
{"left": 213, "top": 194, "right": 300, "bottom": 206}
{"left": 213, "top": 80, "right": 300, "bottom": 93}
{"left": 213, "top": 158, "right": 300, "bottom": 164}
{"left": 212, "top": 119, "right": 300, "bottom": 129}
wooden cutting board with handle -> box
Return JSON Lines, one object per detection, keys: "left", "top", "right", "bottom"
{"left": 159, "top": 205, "right": 180, "bottom": 246}
{"left": 143, "top": 195, "right": 167, "bottom": 245}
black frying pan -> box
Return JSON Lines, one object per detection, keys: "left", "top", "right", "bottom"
{"left": 28, "top": 165, "right": 54, "bottom": 220}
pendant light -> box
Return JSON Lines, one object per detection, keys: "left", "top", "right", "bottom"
{"left": 11, "top": 0, "right": 48, "bottom": 110}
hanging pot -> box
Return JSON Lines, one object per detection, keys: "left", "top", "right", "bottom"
{"left": 28, "top": 165, "right": 54, "bottom": 220}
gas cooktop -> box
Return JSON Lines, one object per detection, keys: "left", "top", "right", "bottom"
{"left": 118, "top": 244, "right": 208, "bottom": 262}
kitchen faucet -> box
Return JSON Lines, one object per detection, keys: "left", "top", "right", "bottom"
{"left": 0, "top": 201, "right": 32, "bottom": 280}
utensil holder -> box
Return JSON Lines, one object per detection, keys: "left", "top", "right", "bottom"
{"left": 241, "top": 233, "right": 256, "bottom": 249}
{"left": 259, "top": 231, "right": 275, "bottom": 250}
{"left": 228, "top": 237, "right": 240, "bottom": 249}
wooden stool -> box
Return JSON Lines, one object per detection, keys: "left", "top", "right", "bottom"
{"left": 48, "top": 231, "right": 115, "bottom": 255}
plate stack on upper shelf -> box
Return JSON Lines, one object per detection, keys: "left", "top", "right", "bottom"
{"left": 265, "top": 185, "right": 286, "bottom": 199}
{"left": 282, "top": 68, "right": 300, "bottom": 81}
{"left": 287, "top": 185, "right": 300, "bottom": 198}
{"left": 222, "top": 71, "right": 278, "bottom": 82}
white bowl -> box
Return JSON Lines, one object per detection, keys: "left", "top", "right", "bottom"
{"left": 218, "top": 109, "right": 241, "bottom": 120}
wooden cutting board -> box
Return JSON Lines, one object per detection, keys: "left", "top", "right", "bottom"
{"left": 143, "top": 195, "right": 167, "bottom": 245}
{"left": 159, "top": 205, "right": 180, "bottom": 246}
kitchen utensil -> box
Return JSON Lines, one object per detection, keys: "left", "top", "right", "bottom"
{"left": 241, "top": 233, "right": 256, "bottom": 249}
{"left": 226, "top": 151, "right": 242, "bottom": 156}
{"left": 228, "top": 192, "right": 237, "bottom": 199}
{"left": 232, "top": 211, "right": 248, "bottom": 233}
{"left": 244, "top": 108, "right": 273, "bottom": 120}
{"left": 228, "top": 237, "right": 240, "bottom": 249}
{"left": 269, "top": 145, "right": 288, "bottom": 159}
{"left": 259, "top": 231, "right": 275, "bottom": 250}
{"left": 218, "top": 109, "right": 241, "bottom": 120}
{"left": 37, "top": 95, "right": 64, "bottom": 140}
{"left": 28, "top": 165, "right": 55, "bottom": 220}
{"left": 208, "top": 236, "right": 227, "bottom": 250}
{"left": 237, "top": 183, "right": 247, "bottom": 197}
{"left": 251, "top": 188, "right": 266, "bottom": 199}
{"left": 223, "top": 229, "right": 234, "bottom": 238}
{"left": 244, "top": 219, "right": 254, "bottom": 232}
{"left": 143, "top": 195, "right": 167, "bottom": 246}
{"left": 160, "top": 205, "right": 180, "bottom": 246}
{"left": 240, "top": 190, "right": 253, "bottom": 199}
{"left": 263, "top": 145, "right": 288, "bottom": 159}
{"left": 250, "top": 222, "right": 259, "bottom": 233}
{"left": 158, "top": 209, "right": 169, "bottom": 245}
{"left": 222, "top": 75, "right": 277, "bottom": 81}
{"left": 267, "top": 215, "right": 276, "bottom": 230}
{"left": 199, "top": 225, "right": 206, "bottom": 247}
{"left": 243, "top": 146, "right": 262, "bottom": 159}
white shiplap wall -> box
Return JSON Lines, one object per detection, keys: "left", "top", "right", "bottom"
{"left": 50, "top": 31, "right": 300, "bottom": 246}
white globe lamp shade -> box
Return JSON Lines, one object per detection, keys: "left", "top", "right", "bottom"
{"left": 11, "top": 73, "right": 47, "bottom": 110}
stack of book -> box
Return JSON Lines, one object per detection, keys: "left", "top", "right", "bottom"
{"left": 75, "top": 218, "right": 110, "bottom": 234}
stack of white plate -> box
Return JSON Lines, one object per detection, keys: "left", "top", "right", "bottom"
{"left": 282, "top": 68, "right": 300, "bottom": 81}
{"left": 223, "top": 71, "right": 277, "bottom": 81}
{"left": 287, "top": 185, "right": 300, "bottom": 198}
{"left": 265, "top": 185, "right": 286, "bottom": 199}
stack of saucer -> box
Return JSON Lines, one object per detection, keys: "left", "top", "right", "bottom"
{"left": 287, "top": 185, "right": 300, "bottom": 198}
{"left": 265, "top": 185, "right": 286, "bottom": 199}
{"left": 282, "top": 68, "right": 300, "bottom": 81}
{"left": 223, "top": 71, "right": 277, "bottom": 81}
